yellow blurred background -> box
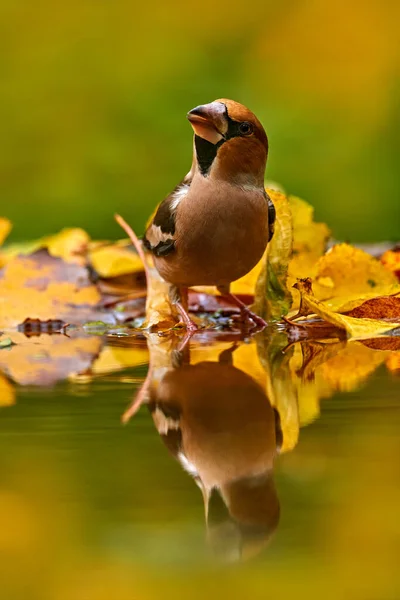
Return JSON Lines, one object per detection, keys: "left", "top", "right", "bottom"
{"left": 1, "top": 0, "right": 400, "bottom": 242}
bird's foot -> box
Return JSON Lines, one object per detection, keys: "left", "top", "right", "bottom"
{"left": 175, "top": 302, "right": 199, "bottom": 333}
{"left": 225, "top": 293, "right": 267, "bottom": 330}
{"left": 240, "top": 307, "right": 267, "bottom": 328}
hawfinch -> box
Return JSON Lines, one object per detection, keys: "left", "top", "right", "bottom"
{"left": 144, "top": 99, "right": 275, "bottom": 330}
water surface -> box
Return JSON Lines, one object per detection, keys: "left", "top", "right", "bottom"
{"left": 0, "top": 330, "right": 399, "bottom": 600}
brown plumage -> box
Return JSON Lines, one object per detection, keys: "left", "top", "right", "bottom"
{"left": 144, "top": 99, "right": 275, "bottom": 329}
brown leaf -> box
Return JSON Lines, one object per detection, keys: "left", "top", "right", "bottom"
{"left": 292, "top": 278, "right": 400, "bottom": 339}
{"left": 345, "top": 295, "right": 400, "bottom": 319}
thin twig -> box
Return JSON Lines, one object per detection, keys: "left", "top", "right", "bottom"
{"left": 115, "top": 214, "right": 150, "bottom": 285}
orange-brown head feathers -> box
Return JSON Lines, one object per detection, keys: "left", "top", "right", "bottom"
{"left": 187, "top": 99, "right": 268, "bottom": 186}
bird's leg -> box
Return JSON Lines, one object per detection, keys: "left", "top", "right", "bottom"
{"left": 169, "top": 285, "right": 198, "bottom": 333}
{"left": 217, "top": 285, "right": 267, "bottom": 328}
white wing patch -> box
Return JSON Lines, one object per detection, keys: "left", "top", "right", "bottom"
{"left": 170, "top": 183, "right": 189, "bottom": 211}
{"left": 145, "top": 223, "right": 174, "bottom": 247}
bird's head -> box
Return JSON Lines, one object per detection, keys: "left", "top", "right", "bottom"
{"left": 187, "top": 99, "right": 268, "bottom": 186}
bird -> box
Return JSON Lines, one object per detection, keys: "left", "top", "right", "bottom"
{"left": 143, "top": 98, "right": 275, "bottom": 331}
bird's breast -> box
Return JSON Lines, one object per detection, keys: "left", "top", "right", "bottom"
{"left": 154, "top": 180, "right": 269, "bottom": 287}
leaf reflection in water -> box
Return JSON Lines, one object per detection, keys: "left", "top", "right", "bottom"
{"left": 123, "top": 328, "right": 400, "bottom": 561}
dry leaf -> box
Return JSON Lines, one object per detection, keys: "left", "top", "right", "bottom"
{"left": 41, "top": 228, "right": 90, "bottom": 264}
{"left": 254, "top": 190, "right": 293, "bottom": 320}
{"left": 287, "top": 195, "right": 330, "bottom": 288}
{"left": 314, "top": 243, "right": 400, "bottom": 311}
{"left": 381, "top": 248, "right": 400, "bottom": 280}
{"left": 89, "top": 241, "right": 144, "bottom": 278}
{"left": 345, "top": 295, "right": 400, "bottom": 319}
{"left": 293, "top": 278, "right": 400, "bottom": 338}
{"left": 0, "top": 250, "right": 102, "bottom": 329}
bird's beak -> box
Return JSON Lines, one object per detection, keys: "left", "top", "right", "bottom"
{"left": 187, "top": 102, "right": 227, "bottom": 145}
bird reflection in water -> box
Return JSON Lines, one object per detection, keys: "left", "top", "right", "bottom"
{"left": 124, "top": 333, "right": 282, "bottom": 561}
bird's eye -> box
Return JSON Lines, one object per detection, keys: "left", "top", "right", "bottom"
{"left": 239, "top": 122, "right": 253, "bottom": 136}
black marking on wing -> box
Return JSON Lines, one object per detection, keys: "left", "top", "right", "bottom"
{"left": 266, "top": 192, "right": 276, "bottom": 242}
{"left": 151, "top": 239, "right": 176, "bottom": 257}
{"left": 153, "top": 197, "right": 176, "bottom": 236}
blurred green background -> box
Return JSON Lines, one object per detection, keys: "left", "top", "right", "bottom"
{"left": 1, "top": 0, "right": 399, "bottom": 242}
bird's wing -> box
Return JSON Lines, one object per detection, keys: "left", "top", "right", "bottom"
{"left": 144, "top": 176, "right": 191, "bottom": 257}
{"left": 266, "top": 191, "right": 276, "bottom": 242}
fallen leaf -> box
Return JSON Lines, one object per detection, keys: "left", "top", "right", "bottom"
{"left": 254, "top": 190, "right": 293, "bottom": 321}
{"left": 287, "top": 195, "right": 331, "bottom": 285}
{"left": 381, "top": 248, "right": 400, "bottom": 280}
{"left": 314, "top": 243, "right": 400, "bottom": 311}
{"left": 41, "top": 228, "right": 90, "bottom": 264}
{"left": 0, "top": 250, "right": 102, "bottom": 329}
{"left": 292, "top": 278, "right": 400, "bottom": 338}
{"left": 89, "top": 241, "right": 144, "bottom": 278}
{"left": 345, "top": 295, "right": 400, "bottom": 319}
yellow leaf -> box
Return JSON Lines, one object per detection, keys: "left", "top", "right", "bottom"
{"left": 41, "top": 228, "right": 90, "bottom": 264}
{"left": 314, "top": 243, "right": 400, "bottom": 311}
{"left": 0, "top": 227, "right": 90, "bottom": 267}
{"left": 293, "top": 278, "right": 400, "bottom": 338}
{"left": 0, "top": 252, "right": 101, "bottom": 329}
{"left": 0, "top": 219, "right": 12, "bottom": 246}
{"left": 287, "top": 195, "right": 331, "bottom": 290}
{"left": 254, "top": 190, "right": 293, "bottom": 320}
{"left": 381, "top": 248, "right": 400, "bottom": 276}
{"left": 89, "top": 241, "right": 144, "bottom": 278}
